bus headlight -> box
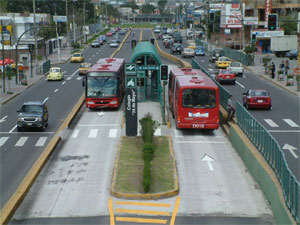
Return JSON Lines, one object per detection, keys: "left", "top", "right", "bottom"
{"left": 110, "top": 100, "right": 117, "bottom": 104}
{"left": 87, "top": 101, "right": 94, "bottom": 104}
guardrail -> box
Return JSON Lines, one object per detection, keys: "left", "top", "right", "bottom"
{"left": 192, "top": 58, "right": 299, "bottom": 224}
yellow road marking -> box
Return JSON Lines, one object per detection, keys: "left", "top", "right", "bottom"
{"left": 139, "top": 29, "right": 143, "bottom": 42}
{"left": 115, "top": 208, "right": 170, "bottom": 216}
{"left": 170, "top": 197, "right": 180, "bottom": 225}
{"left": 115, "top": 201, "right": 171, "bottom": 207}
{"left": 116, "top": 217, "right": 168, "bottom": 224}
{"left": 108, "top": 197, "right": 115, "bottom": 225}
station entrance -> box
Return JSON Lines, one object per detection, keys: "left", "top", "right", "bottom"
{"left": 130, "top": 42, "right": 162, "bottom": 102}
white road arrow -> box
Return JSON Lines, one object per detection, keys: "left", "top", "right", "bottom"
{"left": 201, "top": 154, "right": 215, "bottom": 171}
{"left": 0, "top": 116, "right": 7, "bottom": 123}
{"left": 97, "top": 112, "right": 106, "bottom": 117}
{"left": 282, "top": 144, "right": 298, "bottom": 159}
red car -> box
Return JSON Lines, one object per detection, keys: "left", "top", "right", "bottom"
{"left": 242, "top": 89, "right": 272, "bottom": 110}
{"left": 106, "top": 32, "right": 113, "bottom": 36}
{"left": 215, "top": 69, "right": 236, "bottom": 84}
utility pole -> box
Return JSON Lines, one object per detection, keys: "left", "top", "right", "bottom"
{"left": 84, "top": 2, "right": 86, "bottom": 43}
{"left": 1, "top": 20, "right": 6, "bottom": 93}
{"left": 73, "top": 1, "right": 76, "bottom": 43}
{"left": 66, "top": 0, "right": 70, "bottom": 49}
{"left": 33, "top": 0, "right": 38, "bottom": 75}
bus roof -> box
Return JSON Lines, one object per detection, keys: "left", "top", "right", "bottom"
{"left": 88, "top": 63, "right": 121, "bottom": 73}
{"left": 170, "top": 67, "right": 206, "bottom": 77}
{"left": 177, "top": 75, "right": 218, "bottom": 89}
{"left": 96, "top": 58, "right": 125, "bottom": 64}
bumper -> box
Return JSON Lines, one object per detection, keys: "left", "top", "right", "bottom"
{"left": 17, "top": 121, "right": 44, "bottom": 128}
{"left": 219, "top": 78, "right": 235, "bottom": 83}
{"left": 248, "top": 103, "right": 271, "bottom": 109}
{"left": 177, "top": 122, "right": 219, "bottom": 130}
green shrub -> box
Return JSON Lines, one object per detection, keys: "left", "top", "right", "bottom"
{"left": 143, "top": 142, "right": 154, "bottom": 161}
{"left": 143, "top": 161, "right": 151, "bottom": 193}
{"left": 139, "top": 113, "right": 158, "bottom": 143}
{"left": 72, "top": 42, "right": 80, "bottom": 49}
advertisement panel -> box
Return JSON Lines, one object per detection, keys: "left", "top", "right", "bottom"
{"left": 220, "top": 3, "right": 243, "bottom": 29}
{"left": 0, "top": 25, "right": 12, "bottom": 45}
{"left": 264, "top": 0, "right": 272, "bottom": 28}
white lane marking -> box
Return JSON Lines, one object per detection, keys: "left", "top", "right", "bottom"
{"left": 0, "top": 137, "right": 9, "bottom": 147}
{"left": 93, "top": 54, "right": 95, "bottom": 57}
{"left": 109, "top": 129, "right": 117, "bottom": 138}
{"left": 15, "top": 137, "right": 28, "bottom": 146}
{"left": 282, "top": 143, "right": 298, "bottom": 158}
{"left": 243, "top": 74, "right": 247, "bottom": 78}
{"left": 89, "top": 58, "right": 92, "bottom": 61}
{"left": 175, "top": 141, "right": 226, "bottom": 144}
{"left": 77, "top": 77, "right": 82, "bottom": 80}
{"left": 0, "top": 115, "right": 8, "bottom": 123}
{"left": 154, "top": 128, "right": 161, "bottom": 136}
{"left": 43, "top": 97, "right": 49, "bottom": 103}
{"left": 201, "top": 60, "right": 205, "bottom": 63}
{"left": 264, "top": 119, "right": 279, "bottom": 128}
{"left": 202, "top": 154, "right": 215, "bottom": 171}
{"left": 62, "top": 81, "right": 66, "bottom": 85}
{"left": 208, "top": 68, "right": 214, "bottom": 71}
{"left": 268, "top": 130, "right": 300, "bottom": 133}
{"left": 9, "top": 125, "right": 17, "bottom": 133}
{"left": 77, "top": 124, "right": 120, "bottom": 127}
{"left": 88, "top": 129, "right": 98, "bottom": 138}
{"left": 71, "top": 69, "right": 79, "bottom": 76}
{"left": 35, "top": 137, "right": 48, "bottom": 147}
{"left": 66, "top": 77, "right": 72, "bottom": 80}
{"left": 236, "top": 81, "right": 245, "bottom": 88}
{"left": 0, "top": 131, "right": 55, "bottom": 134}
{"left": 174, "top": 129, "right": 183, "bottom": 137}
{"left": 283, "top": 119, "right": 299, "bottom": 128}
{"left": 71, "top": 129, "right": 80, "bottom": 138}
{"left": 54, "top": 89, "right": 59, "bottom": 92}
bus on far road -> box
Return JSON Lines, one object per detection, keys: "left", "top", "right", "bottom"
{"left": 170, "top": 71, "right": 219, "bottom": 130}
{"left": 84, "top": 58, "right": 125, "bottom": 109}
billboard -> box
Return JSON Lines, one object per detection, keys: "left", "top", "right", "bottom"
{"left": 0, "top": 25, "right": 12, "bottom": 45}
{"left": 220, "top": 3, "right": 243, "bottom": 29}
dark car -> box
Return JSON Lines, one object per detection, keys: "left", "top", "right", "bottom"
{"left": 209, "top": 48, "right": 224, "bottom": 63}
{"left": 285, "top": 50, "right": 298, "bottom": 60}
{"left": 242, "top": 89, "right": 272, "bottom": 110}
{"left": 173, "top": 33, "right": 182, "bottom": 43}
{"left": 171, "top": 43, "right": 183, "bottom": 54}
{"left": 119, "top": 29, "right": 126, "bottom": 35}
{"left": 17, "top": 101, "right": 49, "bottom": 131}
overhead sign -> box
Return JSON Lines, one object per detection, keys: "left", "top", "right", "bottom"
{"left": 243, "top": 17, "right": 258, "bottom": 25}
{"left": 125, "top": 63, "right": 136, "bottom": 75}
{"left": 53, "top": 16, "right": 67, "bottom": 23}
{"left": 220, "top": 3, "right": 244, "bottom": 29}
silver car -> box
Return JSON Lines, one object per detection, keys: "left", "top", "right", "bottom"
{"left": 182, "top": 48, "right": 194, "bottom": 58}
{"left": 109, "top": 39, "right": 119, "bottom": 48}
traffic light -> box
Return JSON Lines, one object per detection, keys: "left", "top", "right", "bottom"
{"left": 251, "top": 34, "right": 256, "bottom": 43}
{"left": 160, "top": 65, "right": 168, "bottom": 81}
{"left": 209, "top": 12, "right": 215, "bottom": 22}
{"left": 268, "top": 14, "right": 277, "bottom": 31}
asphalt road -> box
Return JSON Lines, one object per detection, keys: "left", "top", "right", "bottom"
{"left": 9, "top": 29, "right": 275, "bottom": 225}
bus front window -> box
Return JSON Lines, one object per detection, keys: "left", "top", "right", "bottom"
{"left": 87, "top": 77, "right": 117, "bottom": 97}
{"left": 182, "top": 89, "right": 216, "bottom": 108}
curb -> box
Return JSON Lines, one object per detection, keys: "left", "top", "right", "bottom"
{"left": 110, "top": 135, "right": 179, "bottom": 200}
{"left": 0, "top": 93, "right": 85, "bottom": 225}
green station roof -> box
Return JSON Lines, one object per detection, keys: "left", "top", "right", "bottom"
{"left": 130, "top": 41, "right": 161, "bottom": 65}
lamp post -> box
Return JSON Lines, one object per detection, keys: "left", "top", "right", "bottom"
{"left": 33, "top": 0, "right": 38, "bottom": 75}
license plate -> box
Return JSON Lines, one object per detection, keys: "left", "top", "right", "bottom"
{"left": 226, "top": 76, "right": 231, "bottom": 78}
{"left": 257, "top": 100, "right": 263, "bottom": 103}
{"left": 27, "top": 123, "right": 32, "bottom": 126}
{"left": 192, "top": 124, "right": 205, "bottom": 128}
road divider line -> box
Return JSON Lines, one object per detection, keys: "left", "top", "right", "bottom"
{"left": 116, "top": 217, "right": 167, "bottom": 224}
{"left": 108, "top": 197, "right": 115, "bottom": 225}
{"left": 268, "top": 130, "right": 300, "bottom": 133}
{"left": 236, "top": 81, "right": 245, "bottom": 88}
{"left": 9, "top": 125, "right": 17, "bottom": 133}
{"left": 54, "top": 89, "right": 59, "bottom": 93}
{"left": 43, "top": 97, "right": 49, "bottom": 103}
{"left": 77, "top": 124, "right": 120, "bottom": 127}
{"left": 115, "top": 208, "right": 170, "bottom": 216}
{"left": 71, "top": 69, "right": 79, "bottom": 76}
{"left": 170, "top": 197, "right": 181, "bottom": 225}
{"left": 175, "top": 140, "right": 226, "bottom": 144}
{"left": 62, "top": 81, "right": 66, "bottom": 85}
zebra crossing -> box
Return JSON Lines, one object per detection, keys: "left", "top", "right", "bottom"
{"left": 263, "top": 118, "right": 299, "bottom": 128}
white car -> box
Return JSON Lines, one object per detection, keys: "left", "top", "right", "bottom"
{"left": 109, "top": 39, "right": 119, "bottom": 48}
{"left": 227, "top": 61, "right": 244, "bottom": 76}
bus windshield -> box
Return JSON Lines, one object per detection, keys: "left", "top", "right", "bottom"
{"left": 87, "top": 77, "right": 117, "bottom": 97}
{"left": 182, "top": 89, "right": 216, "bottom": 108}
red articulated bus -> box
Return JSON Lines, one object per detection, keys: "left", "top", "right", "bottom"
{"left": 84, "top": 58, "right": 125, "bottom": 109}
{"left": 169, "top": 68, "right": 219, "bottom": 130}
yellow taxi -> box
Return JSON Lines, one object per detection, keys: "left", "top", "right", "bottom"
{"left": 215, "top": 56, "right": 232, "bottom": 69}
{"left": 79, "top": 62, "right": 92, "bottom": 75}
{"left": 187, "top": 41, "right": 197, "bottom": 50}
{"left": 71, "top": 52, "right": 84, "bottom": 63}
{"left": 47, "top": 67, "right": 64, "bottom": 81}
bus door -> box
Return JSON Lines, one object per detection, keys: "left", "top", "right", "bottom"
{"left": 137, "top": 70, "right": 146, "bottom": 102}
{"left": 149, "top": 70, "right": 159, "bottom": 101}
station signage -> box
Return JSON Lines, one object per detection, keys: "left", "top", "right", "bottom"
{"left": 125, "top": 88, "right": 137, "bottom": 136}
{"left": 137, "top": 65, "right": 159, "bottom": 70}
{"left": 125, "top": 63, "right": 137, "bottom": 75}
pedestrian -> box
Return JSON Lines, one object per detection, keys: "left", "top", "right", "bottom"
{"left": 279, "top": 60, "right": 285, "bottom": 71}
{"left": 226, "top": 95, "right": 235, "bottom": 123}
{"left": 270, "top": 62, "right": 275, "bottom": 79}
{"left": 284, "top": 60, "right": 289, "bottom": 76}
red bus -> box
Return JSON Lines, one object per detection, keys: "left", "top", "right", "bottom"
{"left": 84, "top": 58, "right": 125, "bottom": 109}
{"left": 96, "top": 58, "right": 125, "bottom": 65}
{"left": 169, "top": 69, "right": 219, "bottom": 130}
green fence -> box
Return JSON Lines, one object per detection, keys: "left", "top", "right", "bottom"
{"left": 237, "top": 101, "right": 300, "bottom": 224}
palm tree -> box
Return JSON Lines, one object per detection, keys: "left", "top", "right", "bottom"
{"left": 158, "top": 0, "right": 167, "bottom": 23}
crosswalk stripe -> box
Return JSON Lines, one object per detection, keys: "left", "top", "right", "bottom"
{"left": 71, "top": 129, "right": 79, "bottom": 138}
{"left": 154, "top": 128, "right": 161, "bottom": 136}
{"left": 264, "top": 119, "right": 279, "bottom": 127}
{"left": 66, "top": 77, "right": 72, "bottom": 80}
{"left": 88, "top": 129, "right": 98, "bottom": 138}
{"left": 76, "top": 77, "right": 82, "bottom": 80}
{"left": 15, "top": 137, "right": 28, "bottom": 147}
{"left": 35, "top": 137, "right": 47, "bottom": 147}
{"left": 0, "top": 137, "right": 9, "bottom": 147}
{"left": 109, "top": 129, "right": 117, "bottom": 138}
{"left": 283, "top": 119, "right": 299, "bottom": 128}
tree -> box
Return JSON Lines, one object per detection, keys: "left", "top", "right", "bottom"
{"left": 279, "top": 15, "right": 297, "bottom": 35}
{"left": 141, "top": 4, "right": 155, "bottom": 15}
{"left": 158, "top": 0, "right": 167, "bottom": 22}
{"left": 0, "top": 0, "right": 8, "bottom": 13}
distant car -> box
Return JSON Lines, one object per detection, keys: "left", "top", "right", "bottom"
{"left": 215, "top": 69, "right": 236, "bottom": 84}
{"left": 91, "top": 40, "right": 100, "bottom": 48}
{"left": 171, "top": 43, "right": 183, "bottom": 54}
{"left": 167, "top": 28, "right": 173, "bottom": 34}
{"left": 17, "top": 101, "right": 49, "bottom": 132}
{"left": 194, "top": 46, "right": 205, "bottom": 56}
{"left": 285, "top": 50, "right": 298, "bottom": 60}
{"left": 215, "top": 56, "right": 231, "bottom": 69}
{"left": 71, "top": 53, "right": 84, "bottom": 63}
{"left": 106, "top": 32, "right": 113, "bottom": 36}
{"left": 187, "top": 42, "right": 196, "bottom": 50}
{"left": 209, "top": 48, "right": 224, "bottom": 63}
{"left": 47, "top": 67, "right": 64, "bottom": 81}
{"left": 100, "top": 35, "right": 106, "bottom": 42}
{"left": 109, "top": 39, "right": 119, "bottom": 48}
{"left": 119, "top": 29, "right": 126, "bottom": 35}
{"left": 79, "top": 62, "right": 92, "bottom": 75}
{"left": 186, "top": 31, "right": 193, "bottom": 39}
{"left": 182, "top": 48, "right": 194, "bottom": 58}
{"left": 158, "top": 33, "right": 163, "bottom": 39}
{"left": 242, "top": 89, "right": 272, "bottom": 110}
{"left": 154, "top": 28, "right": 160, "bottom": 33}
{"left": 165, "top": 39, "right": 174, "bottom": 48}
{"left": 227, "top": 61, "right": 244, "bottom": 76}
